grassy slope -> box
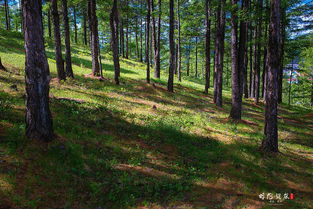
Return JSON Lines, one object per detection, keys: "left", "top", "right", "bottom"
{"left": 0, "top": 29, "right": 313, "bottom": 208}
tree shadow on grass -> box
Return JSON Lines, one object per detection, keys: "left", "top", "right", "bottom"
{"left": 0, "top": 92, "right": 312, "bottom": 208}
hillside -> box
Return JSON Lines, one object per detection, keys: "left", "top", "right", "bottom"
{"left": 0, "top": 29, "right": 313, "bottom": 208}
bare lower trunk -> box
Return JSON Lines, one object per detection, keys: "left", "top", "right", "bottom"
{"left": 110, "top": 0, "right": 120, "bottom": 85}
{"left": 167, "top": 0, "right": 175, "bottom": 92}
{"left": 195, "top": 37, "right": 198, "bottom": 78}
{"left": 23, "top": 0, "right": 54, "bottom": 141}
{"left": 5, "top": 0, "right": 10, "bottom": 30}
{"left": 262, "top": 0, "right": 281, "bottom": 153}
{"left": 204, "top": 0, "right": 211, "bottom": 94}
{"left": 155, "top": 0, "right": 161, "bottom": 78}
{"left": 83, "top": 12, "right": 87, "bottom": 45}
{"left": 213, "top": 0, "right": 226, "bottom": 107}
{"left": 48, "top": 8, "right": 51, "bottom": 38}
{"left": 230, "top": 0, "right": 241, "bottom": 120}
{"left": 52, "top": 0, "right": 66, "bottom": 80}
{"left": 73, "top": 7, "right": 78, "bottom": 44}
{"left": 177, "top": 0, "right": 181, "bottom": 82}
{"left": 146, "top": 0, "right": 151, "bottom": 83}
{"left": 62, "top": 0, "right": 74, "bottom": 78}
{"left": 88, "top": 0, "right": 100, "bottom": 76}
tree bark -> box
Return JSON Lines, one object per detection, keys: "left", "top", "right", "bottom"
{"left": 62, "top": 0, "right": 74, "bottom": 78}
{"left": 167, "top": 0, "right": 175, "bottom": 92}
{"left": 229, "top": 0, "right": 241, "bottom": 120}
{"left": 262, "top": 0, "right": 281, "bottom": 153}
{"left": 120, "top": 19, "right": 125, "bottom": 57}
{"left": 254, "top": 0, "right": 263, "bottom": 103}
{"left": 73, "top": 7, "right": 78, "bottom": 44}
{"left": 0, "top": 57, "right": 7, "bottom": 71}
{"left": 213, "top": 0, "right": 226, "bottom": 107}
{"left": 48, "top": 8, "right": 51, "bottom": 38}
{"left": 146, "top": 0, "right": 151, "bottom": 83}
{"left": 83, "top": 12, "right": 88, "bottom": 45}
{"left": 110, "top": 0, "right": 120, "bottom": 85}
{"left": 195, "top": 37, "right": 198, "bottom": 78}
{"left": 204, "top": 0, "right": 211, "bottom": 94}
{"left": 140, "top": 15, "right": 143, "bottom": 62}
{"left": 278, "top": 4, "right": 286, "bottom": 103}
{"left": 155, "top": 0, "right": 161, "bottom": 78}
{"left": 177, "top": 0, "right": 181, "bottom": 82}
{"left": 51, "top": 0, "right": 66, "bottom": 80}
{"left": 22, "top": 0, "right": 54, "bottom": 141}
{"left": 88, "top": 0, "right": 100, "bottom": 76}
{"left": 135, "top": 17, "right": 139, "bottom": 60}
{"left": 4, "top": 0, "right": 10, "bottom": 30}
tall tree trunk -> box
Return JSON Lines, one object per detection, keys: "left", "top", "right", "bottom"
{"left": 213, "top": 0, "right": 226, "bottom": 107}
{"left": 111, "top": 0, "right": 120, "bottom": 85}
{"left": 195, "top": 37, "right": 198, "bottom": 78}
{"left": 249, "top": 24, "right": 253, "bottom": 97}
{"left": 230, "top": 0, "right": 241, "bottom": 120}
{"left": 187, "top": 39, "right": 191, "bottom": 76}
{"left": 254, "top": 0, "right": 263, "bottom": 103}
{"left": 262, "top": 34, "right": 268, "bottom": 99}
{"left": 73, "top": 7, "right": 78, "bottom": 44}
{"left": 140, "top": 15, "right": 143, "bottom": 62}
{"left": 177, "top": 0, "right": 181, "bottom": 82}
{"left": 288, "top": 61, "right": 293, "bottom": 105}
{"left": 22, "top": 0, "right": 54, "bottom": 141}
{"left": 62, "top": 0, "right": 74, "bottom": 78}
{"left": 52, "top": 0, "right": 66, "bottom": 80}
{"left": 120, "top": 19, "right": 124, "bottom": 57}
{"left": 88, "top": 0, "right": 100, "bottom": 76}
{"left": 135, "top": 17, "right": 139, "bottom": 60}
{"left": 146, "top": 0, "right": 151, "bottom": 83}
{"left": 167, "top": 0, "right": 175, "bottom": 92}
{"left": 151, "top": 0, "right": 156, "bottom": 76}
{"left": 48, "top": 8, "right": 51, "bottom": 38}
{"left": 278, "top": 4, "right": 286, "bottom": 103}
{"left": 262, "top": 0, "right": 281, "bottom": 153}
{"left": 4, "top": 0, "right": 10, "bottom": 30}
{"left": 83, "top": 12, "right": 88, "bottom": 45}
{"left": 154, "top": 0, "right": 161, "bottom": 78}
{"left": 204, "top": 0, "right": 211, "bottom": 94}
{"left": 126, "top": 17, "right": 129, "bottom": 58}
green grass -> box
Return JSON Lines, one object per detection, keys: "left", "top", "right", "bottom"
{"left": 0, "top": 29, "right": 313, "bottom": 208}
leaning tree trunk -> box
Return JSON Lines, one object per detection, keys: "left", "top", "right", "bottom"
{"left": 229, "top": 0, "right": 241, "bottom": 120}
{"left": 51, "top": 0, "right": 66, "bottom": 80}
{"left": 146, "top": 0, "right": 151, "bottom": 83}
{"left": 261, "top": 0, "right": 281, "bottom": 153}
{"left": 88, "top": 0, "right": 100, "bottom": 76}
{"left": 22, "top": 0, "right": 54, "bottom": 141}
{"left": 167, "top": 0, "right": 175, "bottom": 92}
{"left": 110, "top": 0, "right": 120, "bottom": 85}
{"left": 204, "top": 0, "right": 211, "bottom": 94}
{"left": 62, "top": 0, "right": 74, "bottom": 78}
{"left": 213, "top": 0, "right": 226, "bottom": 107}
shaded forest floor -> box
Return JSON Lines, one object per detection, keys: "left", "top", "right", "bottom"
{"left": 0, "top": 29, "right": 313, "bottom": 208}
